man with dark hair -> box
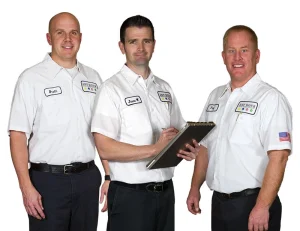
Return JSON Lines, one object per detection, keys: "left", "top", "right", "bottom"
{"left": 120, "top": 15, "right": 155, "bottom": 43}
{"left": 187, "top": 25, "right": 292, "bottom": 231}
{"left": 8, "top": 12, "right": 110, "bottom": 231}
{"left": 91, "top": 15, "right": 199, "bottom": 231}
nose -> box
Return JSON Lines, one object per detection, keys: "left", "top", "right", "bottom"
{"left": 234, "top": 51, "right": 242, "bottom": 60}
{"left": 64, "top": 33, "right": 71, "bottom": 41}
{"left": 137, "top": 42, "right": 144, "bottom": 51}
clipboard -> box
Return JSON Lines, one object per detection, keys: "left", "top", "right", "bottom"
{"left": 146, "top": 121, "right": 215, "bottom": 170}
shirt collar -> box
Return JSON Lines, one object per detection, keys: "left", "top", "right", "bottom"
{"left": 120, "top": 64, "right": 156, "bottom": 85}
{"left": 219, "top": 73, "right": 262, "bottom": 98}
{"left": 239, "top": 73, "right": 262, "bottom": 96}
{"left": 43, "top": 53, "right": 86, "bottom": 79}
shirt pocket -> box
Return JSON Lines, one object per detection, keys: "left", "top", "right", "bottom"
{"left": 40, "top": 95, "right": 73, "bottom": 129}
{"left": 121, "top": 103, "right": 152, "bottom": 134}
{"left": 230, "top": 113, "right": 255, "bottom": 144}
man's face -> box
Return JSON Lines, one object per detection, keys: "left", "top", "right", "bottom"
{"left": 46, "top": 14, "right": 82, "bottom": 65}
{"left": 222, "top": 30, "right": 260, "bottom": 87}
{"left": 119, "top": 26, "right": 155, "bottom": 69}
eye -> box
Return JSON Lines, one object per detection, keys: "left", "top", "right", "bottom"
{"left": 241, "top": 49, "right": 248, "bottom": 53}
{"left": 128, "top": 40, "right": 136, "bottom": 44}
{"left": 57, "top": 31, "right": 63, "bottom": 35}
{"left": 71, "top": 31, "right": 78, "bottom": 36}
{"left": 144, "top": 39, "right": 152, "bottom": 44}
{"left": 228, "top": 49, "right": 235, "bottom": 53}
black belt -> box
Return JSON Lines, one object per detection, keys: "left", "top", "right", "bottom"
{"left": 112, "top": 180, "right": 172, "bottom": 192}
{"left": 30, "top": 160, "right": 95, "bottom": 174}
{"left": 215, "top": 188, "right": 260, "bottom": 199}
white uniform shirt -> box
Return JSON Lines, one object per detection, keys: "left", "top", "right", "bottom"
{"left": 200, "top": 74, "right": 292, "bottom": 193}
{"left": 8, "top": 54, "right": 102, "bottom": 165}
{"left": 91, "top": 65, "right": 185, "bottom": 184}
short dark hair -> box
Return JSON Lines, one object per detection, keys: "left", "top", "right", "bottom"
{"left": 120, "top": 15, "right": 155, "bottom": 43}
{"left": 223, "top": 25, "right": 258, "bottom": 50}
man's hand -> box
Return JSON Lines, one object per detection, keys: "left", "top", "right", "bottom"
{"left": 177, "top": 139, "right": 200, "bottom": 161}
{"left": 248, "top": 205, "right": 269, "bottom": 231}
{"left": 154, "top": 127, "right": 178, "bottom": 155}
{"left": 186, "top": 187, "right": 201, "bottom": 215}
{"left": 100, "top": 180, "right": 110, "bottom": 212}
{"left": 22, "top": 185, "right": 45, "bottom": 220}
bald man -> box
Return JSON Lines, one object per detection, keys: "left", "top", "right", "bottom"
{"left": 8, "top": 12, "right": 109, "bottom": 231}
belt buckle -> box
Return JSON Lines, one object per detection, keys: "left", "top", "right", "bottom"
{"left": 155, "top": 183, "right": 163, "bottom": 192}
{"left": 146, "top": 183, "right": 163, "bottom": 192}
{"left": 222, "top": 192, "right": 231, "bottom": 199}
{"left": 64, "top": 164, "right": 73, "bottom": 174}
{"left": 153, "top": 183, "right": 163, "bottom": 192}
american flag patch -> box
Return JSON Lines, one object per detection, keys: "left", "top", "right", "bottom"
{"left": 279, "top": 132, "right": 291, "bottom": 142}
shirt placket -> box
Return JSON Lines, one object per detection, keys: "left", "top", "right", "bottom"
{"left": 142, "top": 79, "right": 165, "bottom": 182}
{"left": 213, "top": 89, "right": 241, "bottom": 190}
{"left": 70, "top": 72, "right": 83, "bottom": 160}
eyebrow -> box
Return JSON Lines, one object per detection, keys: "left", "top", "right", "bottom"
{"left": 127, "top": 38, "right": 153, "bottom": 42}
{"left": 127, "top": 39, "right": 137, "bottom": 42}
{"left": 227, "top": 45, "right": 249, "bottom": 49}
{"left": 54, "top": 29, "right": 80, "bottom": 32}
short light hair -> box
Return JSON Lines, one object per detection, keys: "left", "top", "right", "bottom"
{"left": 223, "top": 25, "right": 258, "bottom": 50}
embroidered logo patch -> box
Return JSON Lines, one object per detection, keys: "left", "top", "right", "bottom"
{"left": 44, "top": 86, "right": 62, "bottom": 97}
{"left": 81, "top": 81, "right": 98, "bottom": 94}
{"left": 125, "top": 96, "right": 142, "bottom": 106}
{"left": 235, "top": 101, "right": 258, "bottom": 115}
{"left": 206, "top": 104, "right": 219, "bottom": 112}
{"left": 279, "top": 132, "right": 291, "bottom": 142}
{"left": 157, "top": 91, "right": 172, "bottom": 103}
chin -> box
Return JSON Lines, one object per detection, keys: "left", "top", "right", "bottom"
{"left": 135, "top": 61, "right": 149, "bottom": 66}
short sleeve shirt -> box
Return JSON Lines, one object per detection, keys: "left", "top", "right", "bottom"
{"left": 8, "top": 54, "right": 102, "bottom": 165}
{"left": 199, "top": 74, "right": 292, "bottom": 193}
{"left": 91, "top": 65, "right": 185, "bottom": 184}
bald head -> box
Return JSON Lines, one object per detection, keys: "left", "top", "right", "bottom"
{"left": 46, "top": 12, "right": 82, "bottom": 68}
{"left": 48, "top": 12, "right": 80, "bottom": 33}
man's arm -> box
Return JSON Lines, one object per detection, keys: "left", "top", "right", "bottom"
{"left": 248, "top": 149, "right": 289, "bottom": 231}
{"left": 10, "top": 131, "right": 45, "bottom": 220}
{"left": 187, "top": 145, "right": 208, "bottom": 215}
{"left": 93, "top": 128, "right": 178, "bottom": 161}
{"left": 99, "top": 159, "right": 110, "bottom": 212}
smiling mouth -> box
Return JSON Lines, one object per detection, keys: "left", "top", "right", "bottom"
{"left": 233, "top": 64, "right": 244, "bottom": 68}
{"left": 62, "top": 46, "right": 73, "bottom": 49}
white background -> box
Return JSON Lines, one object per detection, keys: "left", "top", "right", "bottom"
{"left": 1, "top": 0, "right": 299, "bottom": 230}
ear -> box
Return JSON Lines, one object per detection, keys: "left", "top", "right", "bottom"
{"left": 46, "top": 33, "right": 52, "bottom": 45}
{"left": 153, "top": 39, "right": 156, "bottom": 53}
{"left": 221, "top": 51, "right": 226, "bottom": 64}
{"left": 79, "top": 33, "right": 82, "bottom": 43}
{"left": 255, "top": 49, "right": 260, "bottom": 64}
{"left": 119, "top": 41, "right": 125, "bottom": 54}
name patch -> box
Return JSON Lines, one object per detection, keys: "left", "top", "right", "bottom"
{"left": 157, "top": 91, "right": 172, "bottom": 103}
{"left": 206, "top": 104, "right": 219, "bottom": 112}
{"left": 235, "top": 101, "right": 258, "bottom": 115}
{"left": 44, "top": 86, "right": 62, "bottom": 97}
{"left": 125, "top": 96, "right": 142, "bottom": 106}
{"left": 81, "top": 81, "right": 98, "bottom": 94}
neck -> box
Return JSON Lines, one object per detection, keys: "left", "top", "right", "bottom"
{"left": 126, "top": 63, "right": 150, "bottom": 79}
{"left": 50, "top": 54, "right": 77, "bottom": 68}
{"left": 230, "top": 73, "right": 256, "bottom": 91}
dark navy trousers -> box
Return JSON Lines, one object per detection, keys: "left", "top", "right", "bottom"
{"left": 29, "top": 165, "right": 102, "bottom": 231}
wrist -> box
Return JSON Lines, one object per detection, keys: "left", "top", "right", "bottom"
{"left": 151, "top": 144, "right": 159, "bottom": 157}
{"left": 104, "top": 175, "right": 111, "bottom": 181}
